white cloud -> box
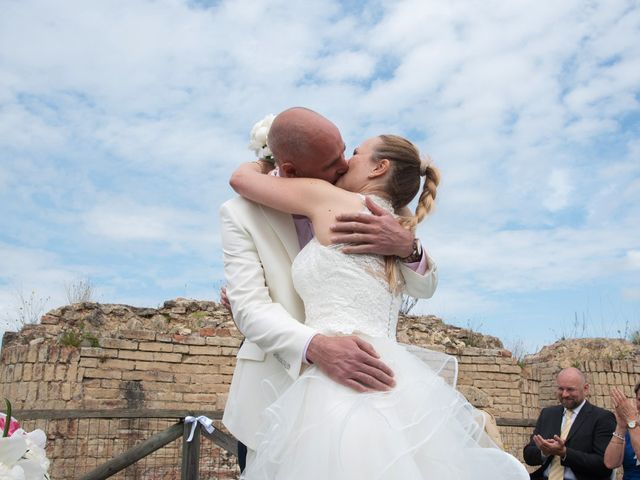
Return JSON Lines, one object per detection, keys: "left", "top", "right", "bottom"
{"left": 0, "top": 0, "right": 638, "bottom": 348}
{"left": 424, "top": 222, "right": 636, "bottom": 293}
{"left": 82, "top": 198, "right": 219, "bottom": 255}
{"left": 622, "top": 288, "right": 640, "bottom": 301}
{"left": 628, "top": 251, "right": 640, "bottom": 269}
{"left": 316, "top": 51, "right": 376, "bottom": 82}
{"left": 544, "top": 169, "right": 573, "bottom": 212}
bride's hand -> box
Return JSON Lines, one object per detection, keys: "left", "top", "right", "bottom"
{"left": 230, "top": 161, "right": 277, "bottom": 195}
{"left": 254, "top": 159, "right": 275, "bottom": 174}
{"left": 305, "top": 334, "right": 395, "bottom": 393}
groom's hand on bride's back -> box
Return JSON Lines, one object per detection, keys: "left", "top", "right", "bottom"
{"left": 330, "top": 197, "right": 414, "bottom": 258}
{"left": 305, "top": 334, "right": 395, "bottom": 392}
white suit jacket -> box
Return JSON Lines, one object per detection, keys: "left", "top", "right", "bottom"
{"left": 219, "top": 196, "right": 438, "bottom": 449}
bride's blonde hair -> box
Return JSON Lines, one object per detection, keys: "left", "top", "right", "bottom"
{"left": 372, "top": 135, "right": 440, "bottom": 291}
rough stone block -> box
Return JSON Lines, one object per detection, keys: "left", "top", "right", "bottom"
{"left": 101, "top": 358, "right": 134, "bottom": 370}
{"left": 198, "top": 327, "right": 216, "bottom": 337}
{"left": 80, "top": 347, "right": 118, "bottom": 358}
{"left": 476, "top": 364, "right": 501, "bottom": 373}
{"left": 216, "top": 393, "right": 228, "bottom": 409}
{"left": 118, "top": 350, "right": 154, "bottom": 361}
{"left": 173, "top": 344, "right": 190, "bottom": 353}
{"left": 27, "top": 382, "right": 39, "bottom": 402}
{"left": 183, "top": 355, "right": 225, "bottom": 365}
{"left": 58, "top": 346, "right": 78, "bottom": 363}
{"left": 500, "top": 365, "right": 521, "bottom": 374}
{"left": 122, "top": 370, "right": 174, "bottom": 383}
{"left": 22, "top": 363, "right": 33, "bottom": 382}
{"left": 188, "top": 345, "right": 222, "bottom": 356}
{"left": 55, "top": 365, "right": 67, "bottom": 381}
{"left": 99, "top": 338, "right": 139, "bottom": 350}
{"left": 83, "top": 368, "right": 122, "bottom": 380}
{"left": 173, "top": 335, "right": 206, "bottom": 345}
{"left": 152, "top": 352, "right": 182, "bottom": 363}
{"left": 40, "top": 314, "right": 59, "bottom": 325}
{"left": 27, "top": 346, "right": 38, "bottom": 363}
{"left": 183, "top": 393, "right": 217, "bottom": 403}
{"left": 84, "top": 387, "right": 121, "bottom": 400}
{"left": 32, "top": 363, "right": 44, "bottom": 381}
{"left": 44, "top": 363, "right": 56, "bottom": 381}
{"left": 145, "top": 390, "right": 183, "bottom": 402}
{"left": 12, "top": 363, "right": 23, "bottom": 382}
{"left": 60, "top": 383, "right": 72, "bottom": 401}
{"left": 16, "top": 346, "right": 29, "bottom": 363}
{"left": 473, "top": 379, "right": 497, "bottom": 389}
{"left": 47, "top": 345, "right": 60, "bottom": 363}
{"left": 139, "top": 342, "right": 174, "bottom": 353}
{"left": 205, "top": 336, "right": 243, "bottom": 347}
{"left": 38, "top": 346, "right": 48, "bottom": 363}
{"left": 120, "top": 330, "right": 156, "bottom": 341}
{"left": 100, "top": 379, "right": 121, "bottom": 389}
{"left": 79, "top": 358, "right": 99, "bottom": 368}
{"left": 82, "top": 399, "right": 127, "bottom": 409}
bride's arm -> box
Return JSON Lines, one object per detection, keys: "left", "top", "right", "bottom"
{"left": 229, "top": 162, "right": 338, "bottom": 217}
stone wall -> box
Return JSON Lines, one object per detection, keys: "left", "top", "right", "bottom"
{"left": 1, "top": 298, "right": 639, "bottom": 478}
{"left": 1, "top": 300, "right": 242, "bottom": 412}
{"left": 524, "top": 338, "right": 640, "bottom": 409}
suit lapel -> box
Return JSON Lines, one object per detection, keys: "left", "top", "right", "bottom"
{"left": 565, "top": 401, "right": 590, "bottom": 443}
{"left": 260, "top": 206, "right": 300, "bottom": 262}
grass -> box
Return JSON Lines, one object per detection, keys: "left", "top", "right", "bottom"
{"left": 59, "top": 322, "right": 100, "bottom": 348}
{"left": 64, "top": 278, "right": 95, "bottom": 304}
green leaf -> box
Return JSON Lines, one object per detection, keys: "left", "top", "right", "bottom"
{"left": 3, "top": 398, "right": 12, "bottom": 437}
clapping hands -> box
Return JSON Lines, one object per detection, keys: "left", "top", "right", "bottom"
{"left": 533, "top": 434, "right": 567, "bottom": 458}
{"left": 611, "top": 387, "right": 638, "bottom": 427}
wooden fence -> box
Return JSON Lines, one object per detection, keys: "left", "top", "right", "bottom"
{"left": 15, "top": 409, "right": 239, "bottom": 480}
{"left": 15, "top": 409, "right": 537, "bottom": 479}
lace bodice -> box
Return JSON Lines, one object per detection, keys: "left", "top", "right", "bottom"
{"left": 291, "top": 196, "right": 402, "bottom": 339}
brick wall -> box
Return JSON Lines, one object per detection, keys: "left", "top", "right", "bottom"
{"left": 1, "top": 299, "right": 638, "bottom": 478}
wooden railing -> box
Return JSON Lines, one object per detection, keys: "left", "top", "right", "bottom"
{"left": 496, "top": 417, "right": 536, "bottom": 427}
{"left": 16, "top": 409, "right": 238, "bottom": 480}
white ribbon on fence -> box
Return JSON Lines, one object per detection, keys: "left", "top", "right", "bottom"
{"left": 184, "top": 415, "right": 216, "bottom": 442}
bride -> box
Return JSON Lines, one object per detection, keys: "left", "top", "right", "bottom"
{"left": 229, "top": 132, "right": 528, "bottom": 479}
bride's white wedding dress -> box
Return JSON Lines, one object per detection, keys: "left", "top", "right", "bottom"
{"left": 242, "top": 197, "right": 529, "bottom": 479}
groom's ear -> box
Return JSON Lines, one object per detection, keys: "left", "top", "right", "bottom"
{"left": 369, "top": 158, "right": 390, "bottom": 178}
{"left": 280, "top": 162, "right": 297, "bottom": 178}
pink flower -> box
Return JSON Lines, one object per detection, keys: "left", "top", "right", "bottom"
{"left": 0, "top": 414, "right": 21, "bottom": 437}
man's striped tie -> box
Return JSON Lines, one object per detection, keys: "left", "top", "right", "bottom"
{"left": 547, "top": 409, "right": 574, "bottom": 480}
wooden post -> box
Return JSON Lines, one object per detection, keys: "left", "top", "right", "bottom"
{"left": 181, "top": 419, "right": 201, "bottom": 480}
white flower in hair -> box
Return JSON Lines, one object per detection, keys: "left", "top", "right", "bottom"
{"left": 248, "top": 114, "right": 276, "bottom": 162}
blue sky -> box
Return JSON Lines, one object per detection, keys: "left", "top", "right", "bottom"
{"left": 1, "top": 0, "right": 638, "bottom": 354}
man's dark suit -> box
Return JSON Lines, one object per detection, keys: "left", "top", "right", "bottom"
{"left": 523, "top": 401, "right": 616, "bottom": 480}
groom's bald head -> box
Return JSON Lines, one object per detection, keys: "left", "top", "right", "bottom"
{"left": 268, "top": 107, "right": 348, "bottom": 183}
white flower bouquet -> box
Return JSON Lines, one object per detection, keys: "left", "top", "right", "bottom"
{"left": 0, "top": 400, "right": 50, "bottom": 480}
{"left": 248, "top": 114, "right": 276, "bottom": 162}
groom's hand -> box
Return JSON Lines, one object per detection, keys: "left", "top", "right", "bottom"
{"left": 305, "top": 334, "right": 395, "bottom": 392}
{"left": 330, "top": 196, "right": 413, "bottom": 257}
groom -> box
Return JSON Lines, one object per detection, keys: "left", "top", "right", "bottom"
{"left": 220, "top": 107, "right": 438, "bottom": 468}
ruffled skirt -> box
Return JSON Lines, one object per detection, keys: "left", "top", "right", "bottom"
{"left": 241, "top": 336, "right": 528, "bottom": 479}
